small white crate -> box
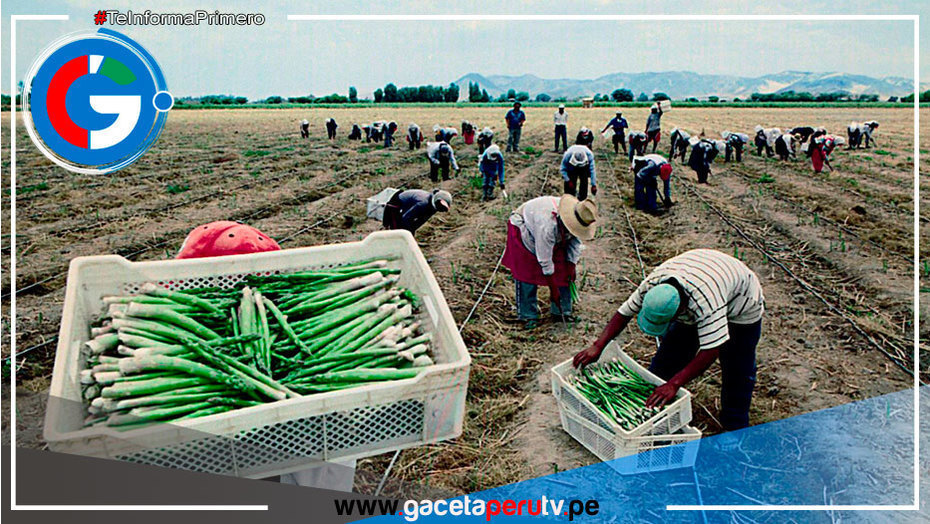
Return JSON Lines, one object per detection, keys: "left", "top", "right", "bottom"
{"left": 560, "top": 408, "right": 701, "bottom": 474}
{"left": 45, "top": 230, "right": 470, "bottom": 478}
{"left": 551, "top": 342, "right": 692, "bottom": 439}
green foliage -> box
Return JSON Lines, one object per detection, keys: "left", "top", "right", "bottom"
{"left": 611, "top": 88, "right": 634, "bottom": 102}
{"left": 373, "top": 88, "right": 383, "bottom": 103}
{"left": 507, "top": 88, "right": 516, "bottom": 100}
{"left": 636, "top": 92, "right": 649, "bottom": 102}
{"left": 515, "top": 91, "right": 530, "bottom": 101}
{"left": 348, "top": 86, "right": 358, "bottom": 103}
{"left": 535, "top": 93, "right": 552, "bottom": 102}
{"left": 264, "top": 95, "right": 284, "bottom": 104}
{"left": 756, "top": 173, "right": 775, "bottom": 183}
{"left": 652, "top": 92, "right": 670, "bottom": 101}
{"left": 166, "top": 183, "right": 190, "bottom": 194}
{"left": 17, "top": 182, "right": 49, "bottom": 194}
{"left": 243, "top": 150, "right": 270, "bottom": 157}
{"left": 708, "top": 95, "right": 719, "bottom": 103}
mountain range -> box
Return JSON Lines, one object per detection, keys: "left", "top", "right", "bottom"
{"left": 453, "top": 71, "right": 919, "bottom": 100}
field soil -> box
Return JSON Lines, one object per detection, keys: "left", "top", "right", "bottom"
{"left": 1, "top": 106, "right": 925, "bottom": 496}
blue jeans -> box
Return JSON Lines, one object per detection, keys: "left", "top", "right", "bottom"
{"left": 648, "top": 320, "right": 761, "bottom": 430}
{"left": 634, "top": 175, "right": 671, "bottom": 212}
{"left": 515, "top": 279, "right": 571, "bottom": 321}
{"left": 507, "top": 128, "right": 522, "bottom": 152}
{"left": 554, "top": 125, "right": 568, "bottom": 151}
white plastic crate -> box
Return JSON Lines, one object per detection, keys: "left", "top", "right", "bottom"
{"left": 44, "top": 230, "right": 470, "bottom": 478}
{"left": 551, "top": 342, "right": 692, "bottom": 439}
{"left": 560, "top": 408, "right": 701, "bottom": 474}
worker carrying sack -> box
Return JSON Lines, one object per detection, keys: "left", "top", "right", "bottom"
{"left": 366, "top": 187, "right": 402, "bottom": 221}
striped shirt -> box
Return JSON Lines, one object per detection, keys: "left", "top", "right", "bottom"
{"left": 618, "top": 249, "right": 765, "bottom": 350}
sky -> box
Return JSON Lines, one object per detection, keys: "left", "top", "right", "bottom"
{"left": 0, "top": 0, "right": 925, "bottom": 100}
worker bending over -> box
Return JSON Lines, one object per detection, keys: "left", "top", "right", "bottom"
{"left": 573, "top": 248, "right": 765, "bottom": 432}
{"left": 503, "top": 196, "right": 598, "bottom": 330}
{"left": 478, "top": 145, "right": 506, "bottom": 201}
{"left": 382, "top": 189, "right": 452, "bottom": 235}
{"left": 632, "top": 154, "right": 673, "bottom": 215}
{"left": 426, "top": 141, "right": 460, "bottom": 181}
{"left": 561, "top": 145, "right": 597, "bottom": 201}
{"left": 668, "top": 128, "right": 691, "bottom": 162}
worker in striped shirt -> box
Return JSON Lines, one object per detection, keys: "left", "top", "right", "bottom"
{"left": 573, "top": 249, "right": 765, "bottom": 431}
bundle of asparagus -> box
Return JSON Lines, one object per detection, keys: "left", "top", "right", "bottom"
{"left": 571, "top": 360, "right": 661, "bottom": 431}
{"left": 80, "top": 259, "right": 433, "bottom": 429}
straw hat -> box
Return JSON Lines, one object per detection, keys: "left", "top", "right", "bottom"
{"left": 558, "top": 195, "right": 598, "bottom": 241}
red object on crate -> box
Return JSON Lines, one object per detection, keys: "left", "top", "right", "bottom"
{"left": 177, "top": 221, "right": 281, "bottom": 259}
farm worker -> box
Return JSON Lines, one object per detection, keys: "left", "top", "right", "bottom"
{"left": 645, "top": 103, "right": 663, "bottom": 152}
{"left": 787, "top": 126, "right": 815, "bottom": 144}
{"left": 628, "top": 131, "right": 649, "bottom": 161}
{"left": 325, "top": 118, "right": 338, "bottom": 140}
{"left": 433, "top": 125, "right": 458, "bottom": 143}
{"left": 688, "top": 138, "right": 718, "bottom": 184}
{"left": 753, "top": 126, "right": 777, "bottom": 157}
{"left": 560, "top": 145, "right": 597, "bottom": 201}
{"left": 632, "top": 154, "right": 673, "bottom": 215}
{"left": 505, "top": 101, "right": 526, "bottom": 153}
{"left": 348, "top": 124, "right": 363, "bottom": 140}
{"left": 722, "top": 131, "right": 749, "bottom": 163}
{"left": 462, "top": 120, "right": 476, "bottom": 145}
{"left": 601, "top": 111, "right": 629, "bottom": 154}
{"left": 383, "top": 121, "right": 398, "bottom": 148}
{"left": 382, "top": 189, "right": 452, "bottom": 234}
{"left": 476, "top": 127, "right": 494, "bottom": 154}
{"left": 572, "top": 248, "right": 765, "bottom": 432}
{"left": 370, "top": 121, "right": 386, "bottom": 143}
{"left": 176, "top": 222, "right": 358, "bottom": 490}
{"left": 774, "top": 133, "right": 798, "bottom": 161}
{"left": 362, "top": 124, "right": 373, "bottom": 143}
{"left": 300, "top": 119, "right": 310, "bottom": 139}
{"left": 478, "top": 144, "right": 506, "bottom": 201}
{"left": 667, "top": 128, "right": 691, "bottom": 162}
{"left": 847, "top": 121, "right": 879, "bottom": 149}
{"left": 426, "top": 141, "right": 460, "bottom": 182}
{"left": 861, "top": 121, "right": 879, "bottom": 148}
{"left": 553, "top": 104, "right": 569, "bottom": 152}
{"left": 407, "top": 123, "right": 423, "bottom": 150}
{"left": 502, "top": 195, "right": 599, "bottom": 330}
{"left": 806, "top": 127, "right": 828, "bottom": 157}
{"left": 575, "top": 127, "right": 595, "bottom": 151}
{"left": 811, "top": 135, "right": 842, "bottom": 173}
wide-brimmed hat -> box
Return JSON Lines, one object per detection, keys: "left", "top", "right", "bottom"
{"left": 558, "top": 195, "right": 598, "bottom": 241}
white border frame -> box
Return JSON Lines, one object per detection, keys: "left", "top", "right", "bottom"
{"left": 5, "top": 11, "right": 920, "bottom": 514}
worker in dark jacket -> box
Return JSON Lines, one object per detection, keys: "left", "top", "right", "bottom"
{"left": 325, "top": 118, "right": 338, "bottom": 140}
{"left": 383, "top": 121, "right": 398, "bottom": 148}
{"left": 382, "top": 189, "right": 452, "bottom": 234}
{"left": 787, "top": 126, "right": 815, "bottom": 144}
{"left": 722, "top": 131, "right": 749, "bottom": 162}
{"left": 601, "top": 112, "right": 629, "bottom": 154}
{"left": 478, "top": 144, "right": 506, "bottom": 201}
{"left": 688, "top": 139, "right": 718, "bottom": 183}
{"left": 476, "top": 127, "right": 494, "bottom": 154}
{"left": 348, "top": 124, "right": 363, "bottom": 141}
{"left": 668, "top": 128, "right": 691, "bottom": 162}
{"left": 753, "top": 126, "right": 776, "bottom": 157}
{"left": 300, "top": 119, "right": 310, "bottom": 139}
{"left": 433, "top": 125, "right": 458, "bottom": 143}
{"left": 774, "top": 133, "right": 797, "bottom": 161}
{"left": 628, "top": 131, "right": 649, "bottom": 161}
{"left": 575, "top": 127, "right": 595, "bottom": 151}
{"left": 632, "top": 154, "right": 673, "bottom": 215}
{"left": 407, "top": 123, "right": 423, "bottom": 150}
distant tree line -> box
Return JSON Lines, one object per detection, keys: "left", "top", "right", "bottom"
{"left": 901, "top": 90, "right": 930, "bottom": 103}
{"left": 374, "top": 82, "right": 460, "bottom": 103}
{"left": 749, "top": 90, "right": 880, "bottom": 103}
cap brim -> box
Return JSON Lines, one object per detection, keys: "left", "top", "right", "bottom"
{"left": 637, "top": 312, "right": 670, "bottom": 337}
{"left": 558, "top": 195, "right": 596, "bottom": 241}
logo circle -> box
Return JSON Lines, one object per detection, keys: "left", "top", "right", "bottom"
{"left": 23, "top": 29, "right": 171, "bottom": 174}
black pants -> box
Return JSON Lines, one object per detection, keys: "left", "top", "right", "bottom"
{"left": 554, "top": 125, "right": 568, "bottom": 152}
{"left": 563, "top": 167, "right": 589, "bottom": 201}
{"left": 649, "top": 320, "right": 762, "bottom": 430}
{"left": 429, "top": 160, "right": 450, "bottom": 182}
{"left": 612, "top": 133, "right": 627, "bottom": 153}
{"left": 326, "top": 126, "right": 337, "bottom": 139}
{"left": 408, "top": 138, "right": 421, "bottom": 150}
{"left": 725, "top": 144, "right": 742, "bottom": 162}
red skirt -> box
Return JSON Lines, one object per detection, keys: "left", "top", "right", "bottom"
{"left": 811, "top": 148, "right": 825, "bottom": 173}
{"left": 463, "top": 130, "right": 475, "bottom": 145}
{"left": 502, "top": 222, "right": 575, "bottom": 286}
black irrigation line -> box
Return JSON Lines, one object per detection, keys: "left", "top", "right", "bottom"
{"left": 727, "top": 164, "right": 914, "bottom": 265}
{"left": 679, "top": 177, "right": 917, "bottom": 379}
{"left": 6, "top": 153, "right": 426, "bottom": 300}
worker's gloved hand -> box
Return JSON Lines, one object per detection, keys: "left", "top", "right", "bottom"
{"left": 572, "top": 344, "right": 603, "bottom": 368}
{"left": 646, "top": 380, "right": 681, "bottom": 409}
{"left": 591, "top": 185, "right": 598, "bottom": 196}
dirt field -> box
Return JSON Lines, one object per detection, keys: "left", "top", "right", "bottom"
{"left": 1, "top": 106, "right": 925, "bottom": 496}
